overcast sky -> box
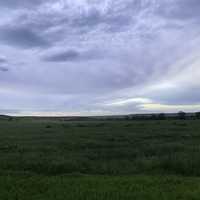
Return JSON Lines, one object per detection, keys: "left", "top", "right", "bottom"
{"left": 0, "top": 0, "right": 200, "bottom": 116}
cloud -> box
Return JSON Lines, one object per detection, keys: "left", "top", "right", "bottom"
{"left": 43, "top": 50, "right": 80, "bottom": 62}
{"left": 0, "top": 0, "right": 45, "bottom": 9}
{"left": 0, "top": 57, "right": 7, "bottom": 63}
{"left": 0, "top": 0, "right": 200, "bottom": 115}
{"left": 148, "top": 86, "right": 200, "bottom": 106}
{"left": 42, "top": 49, "right": 106, "bottom": 62}
{"left": 0, "top": 26, "right": 51, "bottom": 49}
{"left": 71, "top": 4, "right": 133, "bottom": 32}
{"left": 0, "top": 66, "right": 8, "bottom": 72}
{"left": 157, "top": 0, "right": 200, "bottom": 20}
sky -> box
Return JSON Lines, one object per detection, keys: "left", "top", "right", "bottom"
{"left": 0, "top": 0, "right": 200, "bottom": 116}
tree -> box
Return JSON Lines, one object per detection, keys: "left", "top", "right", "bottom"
{"left": 195, "top": 112, "right": 200, "bottom": 119}
{"left": 151, "top": 114, "right": 157, "bottom": 120}
{"left": 158, "top": 113, "right": 166, "bottom": 120}
{"left": 178, "top": 111, "right": 186, "bottom": 120}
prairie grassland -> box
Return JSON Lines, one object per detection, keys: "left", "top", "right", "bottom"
{"left": 0, "top": 118, "right": 200, "bottom": 199}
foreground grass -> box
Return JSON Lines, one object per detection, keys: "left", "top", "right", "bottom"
{"left": 1, "top": 118, "right": 200, "bottom": 199}
{"left": 1, "top": 119, "right": 200, "bottom": 176}
{"left": 1, "top": 174, "right": 200, "bottom": 200}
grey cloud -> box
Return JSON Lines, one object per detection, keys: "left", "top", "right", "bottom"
{"left": 149, "top": 86, "right": 200, "bottom": 105}
{"left": 42, "top": 49, "right": 105, "bottom": 62}
{"left": 157, "top": 0, "right": 200, "bottom": 20}
{"left": 0, "top": 0, "right": 45, "bottom": 9}
{"left": 71, "top": 1, "right": 139, "bottom": 33}
{"left": 16, "top": 5, "right": 131, "bottom": 38}
{"left": 0, "top": 66, "right": 8, "bottom": 72}
{"left": 73, "top": 8, "right": 102, "bottom": 28}
{"left": 73, "top": 9, "right": 131, "bottom": 30}
{"left": 43, "top": 50, "right": 80, "bottom": 62}
{"left": 6, "top": 0, "right": 142, "bottom": 47}
{"left": 0, "top": 57, "right": 7, "bottom": 63}
{"left": 0, "top": 26, "right": 51, "bottom": 49}
{"left": 0, "top": 0, "right": 200, "bottom": 115}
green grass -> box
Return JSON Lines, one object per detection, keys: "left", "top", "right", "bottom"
{"left": 1, "top": 175, "right": 200, "bottom": 200}
{"left": 1, "top": 118, "right": 200, "bottom": 199}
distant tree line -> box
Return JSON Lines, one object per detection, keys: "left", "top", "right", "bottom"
{"left": 126, "top": 111, "right": 200, "bottom": 120}
{"left": 1, "top": 112, "right": 200, "bottom": 122}
{"left": 0, "top": 115, "right": 13, "bottom": 121}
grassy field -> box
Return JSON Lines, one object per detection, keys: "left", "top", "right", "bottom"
{"left": 1, "top": 118, "right": 200, "bottom": 199}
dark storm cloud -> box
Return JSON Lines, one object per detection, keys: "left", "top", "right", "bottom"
{"left": 0, "top": 26, "right": 51, "bottom": 49}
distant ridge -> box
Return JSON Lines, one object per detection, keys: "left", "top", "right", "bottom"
{"left": 0, "top": 115, "right": 12, "bottom": 120}
{"left": 2, "top": 112, "right": 200, "bottom": 121}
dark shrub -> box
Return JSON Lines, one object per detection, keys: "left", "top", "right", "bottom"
{"left": 195, "top": 112, "right": 200, "bottom": 119}
{"left": 46, "top": 125, "right": 52, "bottom": 129}
{"left": 158, "top": 113, "right": 166, "bottom": 120}
{"left": 178, "top": 111, "right": 186, "bottom": 120}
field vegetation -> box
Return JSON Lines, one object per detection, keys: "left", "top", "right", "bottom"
{"left": 0, "top": 117, "right": 200, "bottom": 199}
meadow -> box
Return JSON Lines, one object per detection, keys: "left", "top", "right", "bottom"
{"left": 0, "top": 118, "right": 200, "bottom": 199}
